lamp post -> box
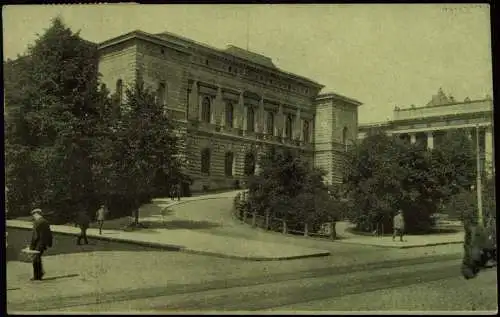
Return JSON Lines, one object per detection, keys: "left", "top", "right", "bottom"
{"left": 475, "top": 125, "right": 484, "bottom": 226}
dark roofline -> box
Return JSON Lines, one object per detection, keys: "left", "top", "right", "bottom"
{"left": 98, "top": 29, "right": 324, "bottom": 90}
{"left": 315, "top": 92, "right": 363, "bottom": 106}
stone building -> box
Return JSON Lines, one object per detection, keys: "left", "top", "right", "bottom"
{"left": 358, "top": 88, "right": 495, "bottom": 175}
{"left": 97, "top": 30, "right": 362, "bottom": 191}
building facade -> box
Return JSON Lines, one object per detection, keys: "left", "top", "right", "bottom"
{"left": 358, "top": 88, "right": 495, "bottom": 175}
{"left": 97, "top": 30, "right": 362, "bottom": 190}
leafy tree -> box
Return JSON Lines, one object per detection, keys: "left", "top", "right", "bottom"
{"left": 344, "top": 129, "right": 476, "bottom": 234}
{"left": 4, "top": 17, "right": 106, "bottom": 222}
{"left": 92, "top": 82, "right": 186, "bottom": 225}
{"left": 245, "top": 148, "right": 340, "bottom": 235}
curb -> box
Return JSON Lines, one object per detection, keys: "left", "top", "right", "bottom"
{"left": 338, "top": 239, "right": 464, "bottom": 249}
{"left": 7, "top": 224, "right": 330, "bottom": 262}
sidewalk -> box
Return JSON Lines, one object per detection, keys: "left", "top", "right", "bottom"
{"left": 156, "top": 192, "right": 464, "bottom": 250}
{"left": 6, "top": 215, "right": 330, "bottom": 261}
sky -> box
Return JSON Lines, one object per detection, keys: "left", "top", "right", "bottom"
{"left": 2, "top": 4, "right": 493, "bottom": 123}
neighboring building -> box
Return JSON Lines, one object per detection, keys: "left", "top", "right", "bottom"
{"left": 358, "top": 88, "right": 494, "bottom": 175}
{"left": 97, "top": 30, "right": 362, "bottom": 191}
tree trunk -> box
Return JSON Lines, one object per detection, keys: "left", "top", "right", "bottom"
{"left": 265, "top": 209, "right": 270, "bottom": 230}
{"left": 330, "top": 222, "right": 337, "bottom": 240}
{"left": 252, "top": 212, "right": 257, "bottom": 227}
{"left": 282, "top": 220, "right": 287, "bottom": 234}
{"left": 304, "top": 223, "right": 309, "bottom": 236}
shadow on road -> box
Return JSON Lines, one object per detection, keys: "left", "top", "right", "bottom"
{"left": 6, "top": 228, "right": 167, "bottom": 263}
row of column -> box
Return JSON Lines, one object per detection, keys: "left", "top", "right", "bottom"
{"left": 406, "top": 127, "right": 492, "bottom": 151}
{"left": 188, "top": 80, "right": 312, "bottom": 142}
{"left": 403, "top": 127, "right": 494, "bottom": 174}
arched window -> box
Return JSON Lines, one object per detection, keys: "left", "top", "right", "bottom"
{"left": 224, "top": 152, "right": 234, "bottom": 177}
{"left": 247, "top": 106, "right": 255, "bottom": 132}
{"left": 116, "top": 79, "right": 123, "bottom": 105}
{"left": 266, "top": 111, "right": 274, "bottom": 135}
{"left": 225, "top": 102, "right": 234, "bottom": 128}
{"left": 303, "top": 120, "right": 310, "bottom": 144}
{"left": 201, "top": 97, "right": 211, "bottom": 123}
{"left": 285, "top": 114, "right": 293, "bottom": 139}
{"left": 342, "top": 126, "right": 349, "bottom": 145}
{"left": 244, "top": 152, "right": 256, "bottom": 176}
{"left": 200, "top": 148, "right": 211, "bottom": 175}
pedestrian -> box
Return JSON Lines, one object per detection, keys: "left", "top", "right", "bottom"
{"left": 29, "top": 208, "right": 53, "bottom": 281}
{"left": 392, "top": 209, "right": 405, "bottom": 242}
{"left": 176, "top": 183, "right": 181, "bottom": 201}
{"left": 75, "top": 210, "right": 90, "bottom": 245}
{"left": 170, "top": 184, "right": 176, "bottom": 201}
{"left": 96, "top": 204, "right": 108, "bottom": 235}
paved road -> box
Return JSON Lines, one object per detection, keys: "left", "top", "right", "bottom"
{"left": 46, "top": 260, "right": 498, "bottom": 313}
{"left": 7, "top": 228, "right": 496, "bottom": 313}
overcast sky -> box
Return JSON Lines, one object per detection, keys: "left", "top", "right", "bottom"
{"left": 3, "top": 4, "right": 493, "bottom": 123}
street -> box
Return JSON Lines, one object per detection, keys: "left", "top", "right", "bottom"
{"left": 6, "top": 228, "right": 497, "bottom": 313}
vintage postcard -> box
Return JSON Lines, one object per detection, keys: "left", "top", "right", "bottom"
{"left": 4, "top": 3, "right": 496, "bottom": 314}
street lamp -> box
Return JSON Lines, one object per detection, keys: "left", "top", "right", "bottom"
{"left": 475, "top": 124, "right": 484, "bottom": 226}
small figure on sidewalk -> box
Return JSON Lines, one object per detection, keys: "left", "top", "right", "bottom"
{"left": 392, "top": 209, "right": 405, "bottom": 242}
{"left": 29, "top": 208, "right": 53, "bottom": 281}
{"left": 176, "top": 183, "right": 181, "bottom": 201}
{"left": 75, "top": 210, "right": 90, "bottom": 245}
{"left": 96, "top": 204, "right": 108, "bottom": 235}
{"left": 170, "top": 184, "right": 176, "bottom": 201}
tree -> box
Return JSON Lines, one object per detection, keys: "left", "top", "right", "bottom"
{"left": 4, "top": 17, "right": 106, "bottom": 222}
{"left": 92, "top": 82, "right": 186, "bottom": 225}
{"left": 344, "top": 130, "right": 476, "bottom": 234}
{"left": 245, "top": 148, "right": 340, "bottom": 235}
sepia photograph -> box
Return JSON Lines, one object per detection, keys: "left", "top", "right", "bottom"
{"left": 3, "top": 3, "right": 497, "bottom": 314}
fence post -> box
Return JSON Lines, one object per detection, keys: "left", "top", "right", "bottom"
{"left": 282, "top": 220, "right": 287, "bottom": 234}
{"left": 252, "top": 212, "right": 257, "bottom": 227}
{"left": 304, "top": 223, "right": 309, "bottom": 237}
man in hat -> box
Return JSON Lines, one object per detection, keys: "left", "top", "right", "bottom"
{"left": 75, "top": 210, "right": 91, "bottom": 245}
{"left": 29, "top": 208, "right": 53, "bottom": 281}
{"left": 392, "top": 209, "right": 405, "bottom": 242}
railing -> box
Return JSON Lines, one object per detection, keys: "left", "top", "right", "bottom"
{"left": 233, "top": 192, "right": 338, "bottom": 240}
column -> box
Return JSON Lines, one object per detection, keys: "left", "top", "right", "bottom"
{"left": 258, "top": 97, "right": 265, "bottom": 134}
{"left": 189, "top": 80, "right": 199, "bottom": 121}
{"left": 486, "top": 126, "right": 495, "bottom": 175}
{"left": 198, "top": 94, "right": 203, "bottom": 122}
{"left": 410, "top": 133, "right": 416, "bottom": 144}
{"left": 427, "top": 131, "right": 434, "bottom": 149}
{"left": 282, "top": 109, "right": 288, "bottom": 139}
{"left": 309, "top": 117, "right": 314, "bottom": 144}
{"left": 243, "top": 105, "right": 248, "bottom": 131}
{"left": 294, "top": 108, "right": 301, "bottom": 140}
{"left": 214, "top": 87, "right": 226, "bottom": 126}
{"left": 275, "top": 104, "right": 283, "bottom": 138}
{"left": 238, "top": 92, "right": 244, "bottom": 130}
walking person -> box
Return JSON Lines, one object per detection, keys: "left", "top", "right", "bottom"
{"left": 29, "top": 208, "right": 53, "bottom": 281}
{"left": 392, "top": 209, "right": 405, "bottom": 242}
{"left": 170, "top": 184, "right": 176, "bottom": 201}
{"left": 96, "top": 204, "right": 108, "bottom": 235}
{"left": 75, "top": 210, "right": 90, "bottom": 245}
{"left": 176, "top": 182, "right": 181, "bottom": 201}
